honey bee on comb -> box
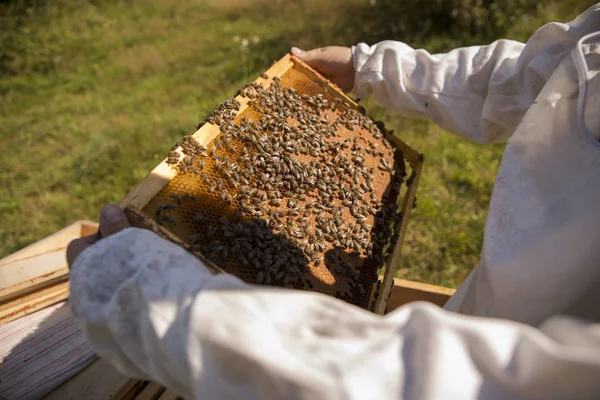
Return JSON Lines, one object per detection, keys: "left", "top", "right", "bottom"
{"left": 136, "top": 57, "right": 420, "bottom": 312}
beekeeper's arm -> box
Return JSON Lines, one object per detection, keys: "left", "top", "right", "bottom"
{"left": 69, "top": 226, "right": 600, "bottom": 399}
{"left": 294, "top": 5, "right": 600, "bottom": 143}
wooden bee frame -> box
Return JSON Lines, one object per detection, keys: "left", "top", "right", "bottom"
{"left": 120, "top": 54, "right": 423, "bottom": 315}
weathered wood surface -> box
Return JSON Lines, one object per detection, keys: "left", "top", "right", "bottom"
{"left": 387, "top": 278, "right": 455, "bottom": 310}
{"left": 0, "top": 221, "right": 98, "bottom": 324}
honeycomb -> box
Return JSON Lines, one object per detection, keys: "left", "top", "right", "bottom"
{"left": 138, "top": 61, "right": 411, "bottom": 310}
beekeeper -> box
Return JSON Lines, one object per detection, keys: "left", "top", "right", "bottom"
{"left": 67, "top": 4, "right": 600, "bottom": 399}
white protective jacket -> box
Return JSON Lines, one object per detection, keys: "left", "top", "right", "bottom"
{"left": 70, "top": 5, "right": 600, "bottom": 400}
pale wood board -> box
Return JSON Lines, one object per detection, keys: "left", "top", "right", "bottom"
{"left": 133, "top": 382, "right": 166, "bottom": 400}
{"left": 0, "top": 249, "right": 68, "bottom": 302}
{"left": 157, "top": 390, "right": 180, "bottom": 400}
{"left": 0, "top": 221, "right": 98, "bottom": 324}
{"left": 0, "top": 281, "right": 69, "bottom": 324}
{"left": 80, "top": 220, "right": 100, "bottom": 237}
{"left": 0, "top": 222, "right": 80, "bottom": 266}
{"left": 113, "top": 380, "right": 148, "bottom": 400}
{"left": 386, "top": 278, "right": 455, "bottom": 310}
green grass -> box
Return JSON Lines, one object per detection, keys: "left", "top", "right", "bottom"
{"left": 0, "top": 0, "right": 594, "bottom": 287}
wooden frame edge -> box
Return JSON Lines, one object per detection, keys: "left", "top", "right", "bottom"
{"left": 0, "top": 281, "right": 69, "bottom": 325}
{"left": 374, "top": 158, "right": 424, "bottom": 314}
{"left": 117, "top": 53, "right": 425, "bottom": 315}
{"left": 120, "top": 56, "right": 296, "bottom": 210}
{"left": 386, "top": 278, "right": 455, "bottom": 310}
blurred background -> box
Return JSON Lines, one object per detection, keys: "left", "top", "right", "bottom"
{"left": 0, "top": 0, "right": 594, "bottom": 287}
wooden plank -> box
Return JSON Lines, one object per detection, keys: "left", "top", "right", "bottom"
{"left": 43, "top": 358, "right": 130, "bottom": 400}
{"left": 0, "top": 249, "right": 67, "bottom": 302}
{"left": 0, "top": 220, "right": 97, "bottom": 323}
{"left": 80, "top": 220, "right": 99, "bottom": 237}
{"left": 157, "top": 390, "right": 180, "bottom": 400}
{"left": 374, "top": 158, "right": 424, "bottom": 314}
{"left": 114, "top": 380, "right": 148, "bottom": 400}
{"left": 0, "top": 281, "right": 69, "bottom": 324}
{"left": 386, "top": 279, "right": 455, "bottom": 310}
{"left": 120, "top": 56, "right": 295, "bottom": 210}
{"left": 386, "top": 132, "right": 423, "bottom": 165}
{"left": 0, "top": 222, "right": 82, "bottom": 266}
{"left": 134, "top": 382, "right": 165, "bottom": 400}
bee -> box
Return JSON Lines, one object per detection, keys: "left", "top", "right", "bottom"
{"left": 171, "top": 194, "right": 182, "bottom": 205}
{"left": 260, "top": 73, "right": 269, "bottom": 79}
{"left": 239, "top": 254, "right": 249, "bottom": 266}
{"left": 193, "top": 214, "right": 208, "bottom": 224}
{"left": 189, "top": 233, "right": 204, "bottom": 244}
{"left": 156, "top": 215, "right": 176, "bottom": 228}
{"left": 163, "top": 203, "right": 177, "bottom": 211}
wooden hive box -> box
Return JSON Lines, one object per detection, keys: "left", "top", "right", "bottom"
{"left": 120, "top": 54, "right": 423, "bottom": 314}
{"left": 0, "top": 220, "right": 98, "bottom": 324}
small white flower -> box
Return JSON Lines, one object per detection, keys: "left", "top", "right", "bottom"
{"left": 233, "top": 35, "right": 241, "bottom": 43}
{"left": 251, "top": 35, "right": 260, "bottom": 44}
{"left": 241, "top": 38, "right": 249, "bottom": 48}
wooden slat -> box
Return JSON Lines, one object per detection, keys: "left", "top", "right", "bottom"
{"left": 80, "top": 220, "right": 99, "bottom": 237}
{"left": 386, "top": 279, "right": 455, "bottom": 310}
{"left": 42, "top": 358, "right": 130, "bottom": 400}
{"left": 386, "top": 131, "right": 423, "bottom": 165}
{"left": 134, "top": 382, "right": 166, "bottom": 400}
{"left": 0, "top": 281, "right": 69, "bottom": 324}
{"left": 157, "top": 390, "right": 180, "bottom": 400}
{"left": 0, "top": 249, "right": 68, "bottom": 302}
{"left": 374, "top": 158, "right": 424, "bottom": 314}
{"left": 0, "top": 222, "right": 82, "bottom": 266}
{"left": 112, "top": 380, "right": 148, "bottom": 400}
{"left": 120, "top": 56, "right": 295, "bottom": 210}
{"left": 0, "top": 220, "right": 99, "bottom": 324}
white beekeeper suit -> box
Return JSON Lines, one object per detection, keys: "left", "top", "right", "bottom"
{"left": 70, "top": 4, "right": 600, "bottom": 400}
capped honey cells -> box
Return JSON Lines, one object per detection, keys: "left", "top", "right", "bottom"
{"left": 141, "top": 67, "right": 409, "bottom": 310}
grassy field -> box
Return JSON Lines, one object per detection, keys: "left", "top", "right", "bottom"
{"left": 0, "top": 0, "right": 595, "bottom": 287}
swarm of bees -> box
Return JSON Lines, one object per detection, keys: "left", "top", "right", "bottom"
{"left": 153, "top": 72, "right": 406, "bottom": 308}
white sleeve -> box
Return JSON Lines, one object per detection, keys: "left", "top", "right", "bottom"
{"left": 352, "top": 6, "right": 600, "bottom": 143}
{"left": 69, "top": 228, "right": 600, "bottom": 399}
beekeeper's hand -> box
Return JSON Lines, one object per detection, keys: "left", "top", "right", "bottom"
{"left": 66, "top": 204, "right": 130, "bottom": 267}
{"left": 291, "top": 46, "right": 354, "bottom": 92}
